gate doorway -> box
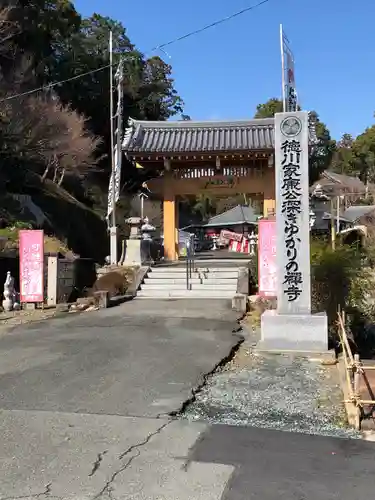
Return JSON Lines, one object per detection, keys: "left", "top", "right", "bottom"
{"left": 178, "top": 196, "right": 261, "bottom": 259}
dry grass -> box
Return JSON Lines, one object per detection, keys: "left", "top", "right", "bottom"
{"left": 245, "top": 295, "right": 276, "bottom": 329}
{"left": 0, "top": 228, "right": 69, "bottom": 255}
{"left": 90, "top": 266, "right": 138, "bottom": 298}
{"left": 245, "top": 308, "right": 262, "bottom": 329}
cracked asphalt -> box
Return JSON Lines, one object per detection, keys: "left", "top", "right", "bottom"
{"left": 0, "top": 299, "right": 240, "bottom": 500}
{"left": 1, "top": 298, "right": 375, "bottom": 499}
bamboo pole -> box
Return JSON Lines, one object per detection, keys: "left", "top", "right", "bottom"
{"left": 337, "top": 312, "right": 354, "bottom": 365}
{"left": 343, "top": 349, "right": 355, "bottom": 400}
{"left": 345, "top": 400, "right": 375, "bottom": 404}
{"left": 336, "top": 314, "right": 356, "bottom": 405}
{"left": 353, "top": 354, "right": 361, "bottom": 399}
{"left": 337, "top": 314, "right": 375, "bottom": 427}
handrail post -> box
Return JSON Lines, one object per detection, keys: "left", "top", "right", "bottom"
{"left": 186, "top": 238, "right": 190, "bottom": 290}
{"left": 190, "top": 234, "right": 194, "bottom": 278}
{"left": 185, "top": 234, "right": 195, "bottom": 290}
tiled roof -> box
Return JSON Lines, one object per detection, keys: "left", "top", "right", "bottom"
{"left": 123, "top": 118, "right": 275, "bottom": 154}
{"left": 310, "top": 172, "right": 366, "bottom": 198}
{"left": 341, "top": 205, "right": 375, "bottom": 222}
{"left": 322, "top": 171, "right": 365, "bottom": 190}
{"left": 204, "top": 205, "right": 259, "bottom": 227}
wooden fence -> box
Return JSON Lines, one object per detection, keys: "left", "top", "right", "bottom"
{"left": 337, "top": 312, "right": 375, "bottom": 429}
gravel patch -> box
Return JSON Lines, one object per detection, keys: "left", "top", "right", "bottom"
{"left": 183, "top": 341, "right": 362, "bottom": 439}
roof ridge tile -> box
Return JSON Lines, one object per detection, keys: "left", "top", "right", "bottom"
{"left": 123, "top": 118, "right": 275, "bottom": 153}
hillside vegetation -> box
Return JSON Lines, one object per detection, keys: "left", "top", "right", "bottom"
{"left": 0, "top": 176, "right": 108, "bottom": 260}
{"left": 0, "top": 1, "right": 184, "bottom": 260}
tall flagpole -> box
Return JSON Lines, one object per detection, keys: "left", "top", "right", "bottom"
{"left": 280, "top": 24, "right": 286, "bottom": 112}
{"left": 115, "top": 59, "right": 124, "bottom": 195}
{"left": 109, "top": 30, "right": 117, "bottom": 265}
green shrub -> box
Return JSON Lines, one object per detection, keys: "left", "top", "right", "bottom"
{"left": 311, "top": 240, "right": 373, "bottom": 341}
{"left": 251, "top": 234, "right": 375, "bottom": 354}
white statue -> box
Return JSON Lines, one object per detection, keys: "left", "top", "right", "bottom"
{"left": 3, "top": 271, "right": 15, "bottom": 312}
{"left": 249, "top": 231, "right": 258, "bottom": 256}
{"left": 141, "top": 217, "right": 155, "bottom": 241}
{"left": 211, "top": 234, "right": 218, "bottom": 251}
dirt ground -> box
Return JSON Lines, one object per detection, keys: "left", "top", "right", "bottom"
{"left": 0, "top": 308, "right": 60, "bottom": 334}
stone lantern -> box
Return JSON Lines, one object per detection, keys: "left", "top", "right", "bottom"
{"left": 123, "top": 216, "right": 143, "bottom": 266}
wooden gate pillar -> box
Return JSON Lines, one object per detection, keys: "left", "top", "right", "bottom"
{"left": 263, "top": 171, "right": 276, "bottom": 217}
{"left": 163, "top": 192, "right": 177, "bottom": 261}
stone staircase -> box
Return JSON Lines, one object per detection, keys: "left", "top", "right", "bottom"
{"left": 136, "top": 265, "right": 239, "bottom": 299}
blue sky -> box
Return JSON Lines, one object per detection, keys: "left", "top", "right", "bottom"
{"left": 74, "top": 0, "right": 375, "bottom": 140}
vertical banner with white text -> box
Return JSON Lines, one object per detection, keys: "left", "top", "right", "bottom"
{"left": 107, "top": 61, "right": 124, "bottom": 220}
{"left": 19, "top": 230, "right": 44, "bottom": 303}
{"left": 280, "top": 25, "right": 297, "bottom": 112}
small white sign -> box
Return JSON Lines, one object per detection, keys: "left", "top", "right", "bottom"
{"left": 275, "top": 111, "right": 311, "bottom": 314}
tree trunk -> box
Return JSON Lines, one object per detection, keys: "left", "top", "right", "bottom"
{"left": 41, "top": 164, "right": 50, "bottom": 181}
{"left": 52, "top": 167, "right": 58, "bottom": 183}
{"left": 57, "top": 168, "right": 65, "bottom": 186}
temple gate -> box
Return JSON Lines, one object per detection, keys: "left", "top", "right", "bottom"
{"left": 123, "top": 117, "right": 277, "bottom": 260}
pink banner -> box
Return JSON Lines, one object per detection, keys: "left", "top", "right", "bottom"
{"left": 220, "top": 229, "right": 243, "bottom": 242}
{"left": 19, "top": 230, "right": 44, "bottom": 303}
{"left": 258, "top": 220, "right": 276, "bottom": 297}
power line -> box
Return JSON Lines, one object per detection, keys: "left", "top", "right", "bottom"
{"left": 0, "top": 0, "right": 272, "bottom": 103}
{"left": 153, "top": 0, "right": 271, "bottom": 51}
{"left": 0, "top": 65, "right": 111, "bottom": 103}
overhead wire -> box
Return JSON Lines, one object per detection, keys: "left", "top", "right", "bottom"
{"left": 153, "top": 0, "right": 271, "bottom": 51}
{"left": 0, "top": 65, "right": 111, "bottom": 103}
{"left": 0, "top": 0, "right": 272, "bottom": 103}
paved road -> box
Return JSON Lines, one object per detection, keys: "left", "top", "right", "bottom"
{"left": 0, "top": 299, "right": 240, "bottom": 418}
{"left": 0, "top": 299, "right": 240, "bottom": 499}
{"left": 189, "top": 424, "right": 375, "bottom": 499}
{"left": 0, "top": 299, "right": 374, "bottom": 499}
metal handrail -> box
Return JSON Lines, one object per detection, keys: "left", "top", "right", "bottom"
{"left": 186, "top": 234, "right": 195, "bottom": 290}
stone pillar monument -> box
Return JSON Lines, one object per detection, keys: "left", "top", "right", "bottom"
{"left": 259, "top": 111, "right": 328, "bottom": 352}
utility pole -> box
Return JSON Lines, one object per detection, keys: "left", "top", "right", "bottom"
{"left": 331, "top": 197, "right": 336, "bottom": 250}
{"left": 107, "top": 32, "right": 124, "bottom": 265}
{"left": 108, "top": 31, "right": 117, "bottom": 264}
{"left": 336, "top": 195, "right": 340, "bottom": 234}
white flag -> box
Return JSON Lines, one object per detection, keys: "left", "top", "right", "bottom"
{"left": 107, "top": 146, "right": 122, "bottom": 218}
{"left": 280, "top": 24, "right": 297, "bottom": 112}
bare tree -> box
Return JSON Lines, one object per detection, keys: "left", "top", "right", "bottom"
{"left": 37, "top": 98, "right": 102, "bottom": 185}
{"left": 0, "top": 6, "right": 13, "bottom": 43}
{"left": 0, "top": 5, "right": 20, "bottom": 60}
{"left": 0, "top": 90, "right": 101, "bottom": 186}
{"left": 0, "top": 6, "right": 100, "bottom": 189}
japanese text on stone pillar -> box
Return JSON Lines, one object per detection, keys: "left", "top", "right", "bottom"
{"left": 280, "top": 139, "right": 303, "bottom": 302}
